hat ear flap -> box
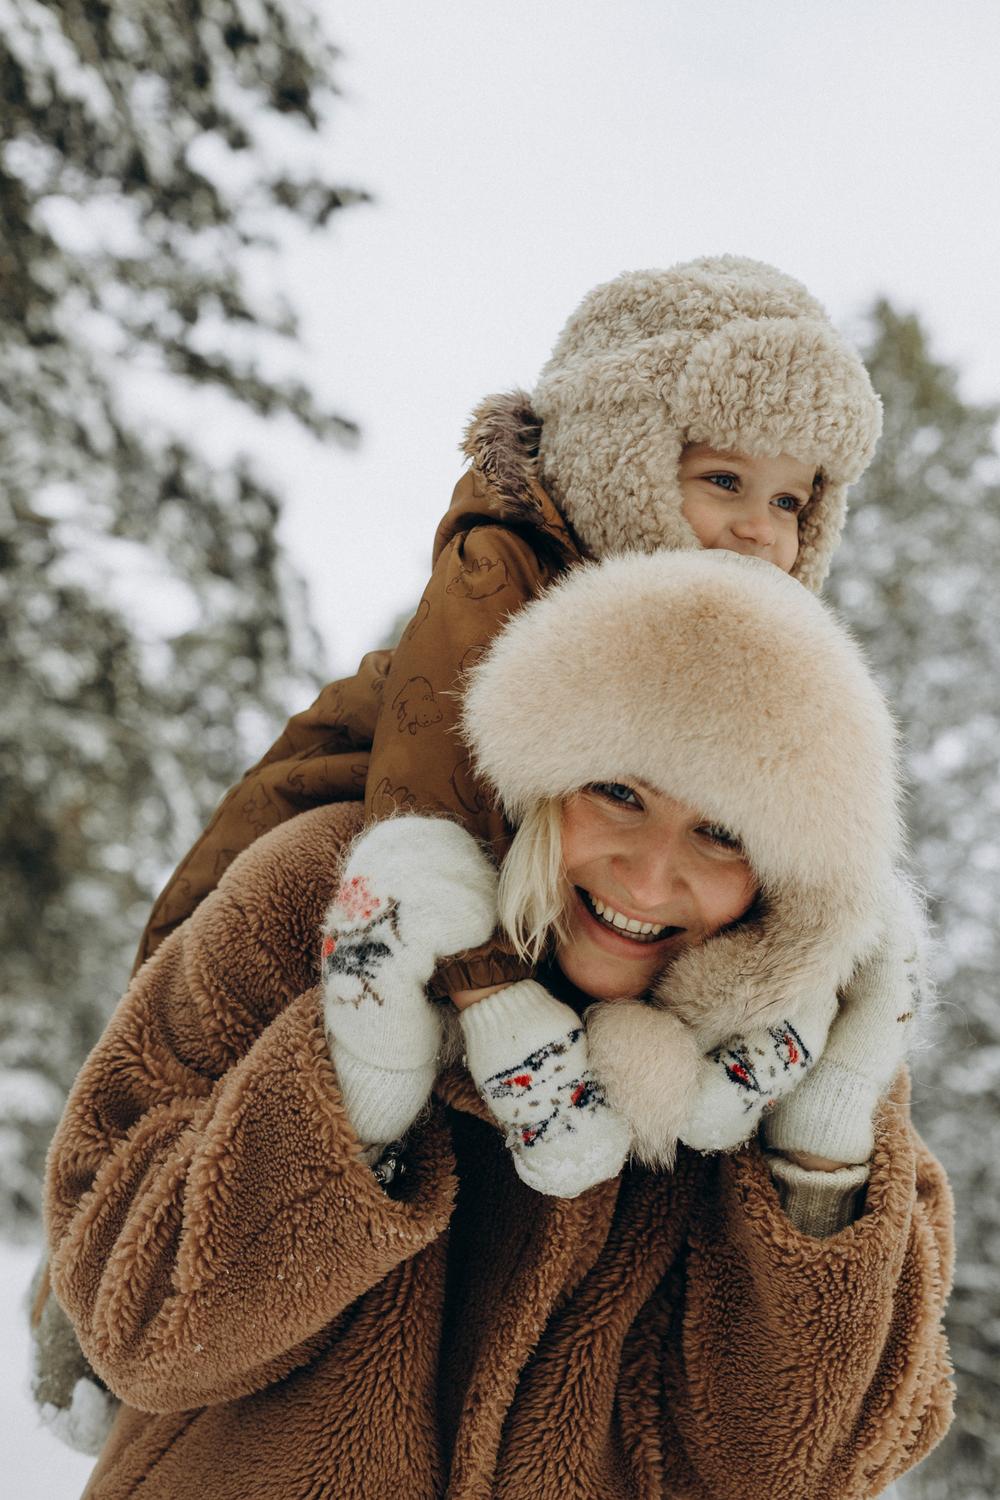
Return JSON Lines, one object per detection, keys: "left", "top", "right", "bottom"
{"left": 659, "top": 890, "right": 883, "bottom": 1046}
{"left": 585, "top": 1003, "right": 703, "bottom": 1170}
{"left": 586, "top": 891, "right": 884, "bottom": 1170}
{"left": 536, "top": 338, "right": 700, "bottom": 558}
{"left": 793, "top": 477, "right": 846, "bottom": 592}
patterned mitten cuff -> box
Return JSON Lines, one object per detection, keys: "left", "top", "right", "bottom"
{"left": 322, "top": 816, "right": 497, "bottom": 1147}
{"left": 461, "top": 981, "right": 631, "bottom": 1199}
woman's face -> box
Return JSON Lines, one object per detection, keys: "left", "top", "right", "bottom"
{"left": 556, "top": 782, "right": 758, "bottom": 1002}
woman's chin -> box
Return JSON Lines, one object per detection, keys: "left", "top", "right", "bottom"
{"left": 555, "top": 945, "right": 661, "bottom": 1005}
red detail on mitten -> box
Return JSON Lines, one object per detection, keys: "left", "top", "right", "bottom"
{"left": 571, "top": 1083, "right": 587, "bottom": 1106}
{"left": 784, "top": 1034, "right": 799, "bottom": 1065}
{"left": 730, "top": 1063, "right": 750, "bottom": 1083}
{"left": 508, "top": 1073, "right": 532, "bottom": 1088}
{"left": 335, "top": 875, "right": 382, "bottom": 921}
{"left": 321, "top": 935, "right": 336, "bottom": 958}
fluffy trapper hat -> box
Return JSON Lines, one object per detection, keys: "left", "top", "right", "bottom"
{"left": 462, "top": 550, "right": 902, "bottom": 1163}
{"left": 533, "top": 255, "right": 882, "bottom": 593}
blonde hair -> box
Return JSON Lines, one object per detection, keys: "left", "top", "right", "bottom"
{"left": 497, "top": 798, "right": 571, "bottom": 963}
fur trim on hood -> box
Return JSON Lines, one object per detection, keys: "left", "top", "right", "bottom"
{"left": 462, "top": 550, "right": 902, "bottom": 1164}
{"left": 531, "top": 256, "right": 882, "bottom": 592}
{"left": 460, "top": 390, "right": 543, "bottom": 524}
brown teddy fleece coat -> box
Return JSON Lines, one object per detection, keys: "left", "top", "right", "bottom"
{"left": 46, "top": 802, "right": 954, "bottom": 1500}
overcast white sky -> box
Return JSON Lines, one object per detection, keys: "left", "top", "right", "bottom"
{"left": 257, "top": 0, "right": 1000, "bottom": 674}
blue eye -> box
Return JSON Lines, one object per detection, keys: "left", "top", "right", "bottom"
{"left": 699, "top": 822, "right": 742, "bottom": 850}
{"left": 707, "top": 473, "right": 739, "bottom": 492}
{"left": 590, "top": 781, "right": 642, "bottom": 808}
{"left": 773, "top": 495, "right": 802, "bottom": 513}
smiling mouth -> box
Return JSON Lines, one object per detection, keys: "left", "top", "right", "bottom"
{"left": 578, "top": 888, "right": 683, "bottom": 945}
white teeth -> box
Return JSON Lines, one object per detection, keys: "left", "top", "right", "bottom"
{"left": 587, "top": 893, "right": 667, "bottom": 939}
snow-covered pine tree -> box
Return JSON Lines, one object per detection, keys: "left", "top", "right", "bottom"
{"left": 827, "top": 301, "right": 1000, "bottom": 1500}
{"left": 0, "top": 0, "right": 364, "bottom": 1229}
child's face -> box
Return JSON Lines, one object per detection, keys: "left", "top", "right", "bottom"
{"left": 678, "top": 444, "right": 817, "bottom": 574}
{"left": 556, "top": 782, "right": 757, "bottom": 1002}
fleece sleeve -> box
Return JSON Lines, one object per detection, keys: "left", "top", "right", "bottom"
{"left": 45, "top": 806, "right": 457, "bottom": 1416}
{"left": 365, "top": 523, "right": 553, "bottom": 994}
{"left": 663, "top": 1073, "right": 954, "bottom": 1500}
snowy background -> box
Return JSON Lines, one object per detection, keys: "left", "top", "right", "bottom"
{"left": 4, "top": 1, "right": 1000, "bottom": 1494}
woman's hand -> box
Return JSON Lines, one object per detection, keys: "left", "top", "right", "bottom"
{"left": 762, "top": 875, "right": 928, "bottom": 1167}
{"left": 322, "top": 816, "right": 498, "bottom": 1147}
{"left": 458, "top": 980, "right": 630, "bottom": 1197}
{"left": 778, "top": 1149, "right": 852, "bottom": 1172}
{"left": 450, "top": 983, "right": 510, "bottom": 1011}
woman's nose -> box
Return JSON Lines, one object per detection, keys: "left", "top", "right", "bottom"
{"left": 615, "top": 844, "right": 683, "bottom": 915}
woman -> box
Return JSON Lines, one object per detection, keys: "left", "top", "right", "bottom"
{"left": 44, "top": 552, "right": 953, "bottom": 1499}
{"left": 33, "top": 255, "right": 893, "bottom": 1446}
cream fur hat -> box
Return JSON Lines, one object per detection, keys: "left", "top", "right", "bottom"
{"left": 533, "top": 256, "right": 882, "bottom": 593}
{"left": 462, "top": 550, "right": 902, "bottom": 1160}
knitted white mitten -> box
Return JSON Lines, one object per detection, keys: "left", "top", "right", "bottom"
{"left": 461, "top": 981, "right": 631, "bottom": 1198}
{"left": 762, "top": 877, "right": 928, "bottom": 1165}
{"left": 322, "top": 816, "right": 497, "bottom": 1147}
{"left": 679, "top": 876, "right": 928, "bottom": 1162}
{"left": 677, "top": 1000, "right": 837, "bottom": 1154}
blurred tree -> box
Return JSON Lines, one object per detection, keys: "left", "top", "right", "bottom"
{"left": 827, "top": 302, "right": 1000, "bottom": 1500}
{"left": 0, "top": 0, "right": 364, "bottom": 1227}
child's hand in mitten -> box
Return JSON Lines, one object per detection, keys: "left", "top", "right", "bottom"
{"left": 322, "top": 816, "right": 497, "bottom": 1149}
{"left": 28, "top": 1254, "right": 119, "bottom": 1455}
{"left": 460, "top": 981, "right": 630, "bottom": 1198}
{"left": 762, "top": 875, "right": 928, "bottom": 1167}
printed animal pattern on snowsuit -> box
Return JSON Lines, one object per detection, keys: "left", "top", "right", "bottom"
{"left": 711, "top": 1021, "right": 812, "bottom": 1113}
{"left": 211, "top": 851, "right": 239, "bottom": 881}
{"left": 450, "top": 755, "right": 490, "bottom": 817}
{"left": 321, "top": 887, "right": 402, "bottom": 1009}
{"left": 459, "top": 644, "right": 488, "bottom": 674}
{"left": 401, "top": 598, "right": 430, "bottom": 643}
{"left": 242, "top": 785, "right": 282, "bottom": 836}
{"left": 368, "top": 776, "right": 417, "bottom": 817}
{"left": 446, "top": 556, "right": 510, "bottom": 600}
{"left": 391, "top": 676, "right": 443, "bottom": 736}
{"left": 481, "top": 1028, "right": 611, "bottom": 1148}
